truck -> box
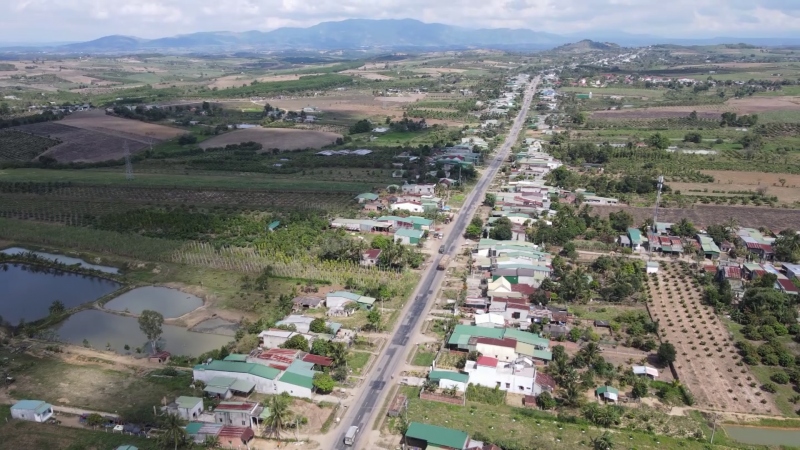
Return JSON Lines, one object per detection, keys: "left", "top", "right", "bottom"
{"left": 437, "top": 255, "right": 450, "bottom": 270}
{"left": 344, "top": 425, "right": 359, "bottom": 446}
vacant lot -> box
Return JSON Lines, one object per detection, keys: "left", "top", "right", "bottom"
{"left": 592, "top": 96, "right": 800, "bottom": 120}
{"left": 591, "top": 205, "right": 800, "bottom": 229}
{"left": 14, "top": 122, "right": 149, "bottom": 162}
{"left": 61, "top": 110, "right": 184, "bottom": 141}
{"left": 199, "top": 127, "right": 341, "bottom": 150}
{"left": 665, "top": 171, "right": 800, "bottom": 205}
{"left": 647, "top": 263, "right": 777, "bottom": 414}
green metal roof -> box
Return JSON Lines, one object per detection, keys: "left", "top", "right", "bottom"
{"left": 176, "top": 396, "right": 202, "bottom": 409}
{"left": 395, "top": 228, "right": 425, "bottom": 238}
{"left": 204, "top": 386, "right": 230, "bottom": 395}
{"left": 406, "top": 422, "right": 469, "bottom": 449}
{"left": 230, "top": 379, "right": 256, "bottom": 393}
{"left": 194, "top": 360, "right": 280, "bottom": 380}
{"left": 11, "top": 400, "right": 50, "bottom": 412}
{"left": 532, "top": 349, "right": 553, "bottom": 361}
{"left": 206, "top": 376, "right": 236, "bottom": 387}
{"left": 223, "top": 354, "right": 248, "bottom": 362}
{"left": 185, "top": 422, "right": 203, "bottom": 435}
{"left": 429, "top": 370, "right": 469, "bottom": 384}
{"left": 327, "top": 291, "right": 362, "bottom": 301}
{"left": 627, "top": 228, "right": 642, "bottom": 244}
{"left": 268, "top": 221, "right": 280, "bottom": 230}
{"left": 356, "top": 193, "right": 379, "bottom": 200}
{"left": 596, "top": 385, "right": 619, "bottom": 395}
{"left": 447, "top": 325, "right": 504, "bottom": 346}
{"left": 503, "top": 329, "right": 549, "bottom": 348}
{"left": 278, "top": 371, "right": 314, "bottom": 390}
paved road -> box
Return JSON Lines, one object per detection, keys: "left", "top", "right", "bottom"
{"left": 333, "top": 75, "right": 540, "bottom": 450}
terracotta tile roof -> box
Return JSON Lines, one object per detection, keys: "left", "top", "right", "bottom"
{"left": 477, "top": 356, "right": 498, "bottom": 367}
{"left": 535, "top": 371, "right": 557, "bottom": 390}
{"left": 724, "top": 266, "right": 742, "bottom": 279}
{"left": 301, "top": 354, "right": 334, "bottom": 367}
{"left": 363, "top": 249, "right": 382, "bottom": 259}
{"left": 777, "top": 279, "right": 799, "bottom": 292}
{"left": 511, "top": 284, "right": 536, "bottom": 296}
{"left": 475, "top": 337, "right": 517, "bottom": 349}
{"left": 218, "top": 426, "right": 254, "bottom": 442}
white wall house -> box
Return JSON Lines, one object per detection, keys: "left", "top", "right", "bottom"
{"left": 166, "top": 396, "right": 204, "bottom": 421}
{"left": 10, "top": 400, "right": 53, "bottom": 423}
{"left": 401, "top": 184, "right": 436, "bottom": 195}
{"left": 464, "top": 357, "right": 541, "bottom": 396}
{"left": 428, "top": 370, "right": 469, "bottom": 392}
{"left": 390, "top": 201, "right": 425, "bottom": 213}
{"left": 472, "top": 337, "right": 518, "bottom": 362}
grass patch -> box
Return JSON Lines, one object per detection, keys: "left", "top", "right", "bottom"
{"left": 748, "top": 365, "right": 798, "bottom": 416}
{"left": 411, "top": 348, "right": 437, "bottom": 367}
{"left": 346, "top": 351, "right": 371, "bottom": 375}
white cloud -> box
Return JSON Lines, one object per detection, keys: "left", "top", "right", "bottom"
{"left": 1, "top": 0, "right": 799, "bottom": 42}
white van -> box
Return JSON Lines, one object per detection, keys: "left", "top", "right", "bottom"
{"left": 344, "top": 425, "right": 359, "bottom": 446}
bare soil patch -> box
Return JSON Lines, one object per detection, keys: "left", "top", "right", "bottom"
{"left": 647, "top": 263, "right": 777, "bottom": 414}
{"left": 14, "top": 122, "right": 149, "bottom": 163}
{"left": 669, "top": 171, "right": 800, "bottom": 204}
{"left": 412, "top": 68, "right": 466, "bottom": 74}
{"left": 199, "top": 127, "right": 340, "bottom": 151}
{"left": 341, "top": 70, "right": 394, "bottom": 80}
{"left": 61, "top": 110, "right": 184, "bottom": 141}
{"left": 591, "top": 204, "right": 800, "bottom": 230}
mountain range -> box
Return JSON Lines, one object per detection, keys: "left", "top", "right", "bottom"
{"left": 2, "top": 19, "right": 800, "bottom": 53}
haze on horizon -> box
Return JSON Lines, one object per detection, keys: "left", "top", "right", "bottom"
{"left": 3, "top": 0, "right": 800, "bottom": 43}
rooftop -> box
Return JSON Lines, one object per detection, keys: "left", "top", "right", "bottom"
{"left": 194, "top": 360, "right": 281, "bottom": 380}
{"left": 429, "top": 370, "right": 470, "bottom": 384}
{"left": 406, "top": 422, "right": 469, "bottom": 450}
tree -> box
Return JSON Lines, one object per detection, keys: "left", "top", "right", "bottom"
{"left": 280, "top": 334, "right": 309, "bottom": 352}
{"left": 85, "top": 413, "right": 105, "bottom": 428}
{"left": 631, "top": 378, "right": 649, "bottom": 398}
{"left": 160, "top": 412, "right": 187, "bottom": 450}
{"left": 349, "top": 119, "right": 372, "bottom": 134}
{"left": 49, "top": 300, "right": 65, "bottom": 316}
{"left": 177, "top": 134, "right": 197, "bottom": 145}
{"left": 671, "top": 218, "right": 697, "bottom": 237}
{"left": 579, "top": 342, "right": 602, "bottom": 368}
{"left": 647, "top": 133, "right": 670, "bottom": 150}
{"left": 328, "top": 342, "right": 348, "bottom": 368}
{"left": 562, "top": 242, "right": 578, "bottom": 261}
{"left": 683, "top": 132, "right": 702, "bottom": 143}
{"left": 657, "top": 342, "right": 676, "bottom": 364}
{"left": 309, "top": 318, "right": 328, "bottom": 333}
{"left": 310, "top": 339, "right": 331, "bottom": 357}
{"left": 591, "top": 431, "right": 614, "bottom": 450}
{"left": 138, "top": 310, "right": 164, "bottom": 354}
{"left": 235, "top": 333, "right": 260, "bottom": 353}
{"left": 484, "top": 193, "right": 496, "bottom": 207}
{"left": 465, "top": 217, "right": 484, "bottom": 239}
{"left": 313, "top": 372, "right": 335, "bottom": 393}
{"left": 203, "top": 435, "right": 220, "bottom": 448}
{"left": 773, "top": 229, "right": 800, "bottom": 263}
{"left": 366, "top": 308, "right": 382, "bottom": 331}
{"left": 536, "top": 391, "right": 556, "bottom": 410}
{"left": 263, "top": 393, "right": 293, "bottom": 439}
{"left": 608, "top": 210, "right": 634, "bottom": 232}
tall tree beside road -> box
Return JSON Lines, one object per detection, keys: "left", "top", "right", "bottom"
{"left": 138, "top": 310, "right": 164, "bottom": 354}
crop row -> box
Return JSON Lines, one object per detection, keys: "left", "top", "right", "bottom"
{"left": 0, "top": 130, "right": 61, "bottom": 161}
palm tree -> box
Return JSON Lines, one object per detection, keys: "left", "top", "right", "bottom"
{"left": 328, "top": 342, "right": 347, "bottom": 368}
{"left": 263, "top": 393, "right": 293, "bottom": 439}
{"left": 591, "top": 431, "right": 614, "bottom": 450}
{"left": 203, "top": 435, "right": 220, "bottom": 448}
{"left": 160, "top": 413, "right": 187, "bottom": 450}
{"left": 580, "top": 342, "right": 602, "bottom": 368}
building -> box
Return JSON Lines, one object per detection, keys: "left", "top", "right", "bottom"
{"left": 646, "top": 261, "right": 659, "bottom": 274}
{"left": 391, "top": 201, "right": 425, "bottom": 213}
{"left": 627, "top": 228, "right": 644, "bottom": 251}
{"left": 596, "top": 385, "right": 619, "bottom": 402}
{"left": 428, "top": 370, "right": 469, "bottom": 391}
{"left": 213, "top": 401, "right": 262, "bottom": 428}
{"left": 471, "top": 337, "right": 518, "bottom": 362}
{"left": 395, "top": 228, "right": 425, "bottom": 245}
{"left": 405, "top": 422, "right": 471, "bottom": 450}
{"left": 361, "top": 249, "right": 382, "bottom": 267}
{"left": 696, "top": 234, "right": 722, "bottom": 259}
{"left": 401, "top": 183, "right": 436, "bottom": 195}
{"left": 292, "top": 296, "right": 323, "bottom": 310}
{"left": 632, "top": 365, "right": 659, "bottom": 379}
{"left": 377, "top": 215, "right": 433, "bottom": 231}
{"left": 330, "top": 218, "right": 391, "bottom": 232}
{"left": 194, "top": 361, "right": 278, "bottom": 396}
{"left": 474, "top": 313, "right": 505, "bottom": 328}
{"left": 464, "top": 356, "right": 542, "bottom": 396}
{"left": 258, "top": 329, "right": 314, "bottom": 348}
{"left": 186, "top": 422, "right": 255, "bottom": 447}
{"left": 10, "top": 400, "right": 53, "bottom": 423}
{"left": 326, "top": 290, "right": 375, "bottom": 314}
{"left": 164, "top": 396, "right": 203, "bottom": 421}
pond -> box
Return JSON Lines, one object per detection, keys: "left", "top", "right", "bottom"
{"left": 104, "top": 286, "right": 203, "bottom": 319}
{"left": 53, "top": 310, "right": 232, "bottom": 356}
{"left": 0, "top": 263, "right": 121, "bottom": 323}
{"left": 1, "top": 247, "right": 119, "bottom": 274}
{"left": 190, "top": 318, "right": 239, "bottom": 337}
{"left": 724, "top": 425, "right": 800, "bottom": 447}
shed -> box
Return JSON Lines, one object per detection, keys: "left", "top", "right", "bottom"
{"left": 594, "top": 320, "right": 610, "bottom": 328}
{"left": 394, "top": 228, "right": 425, "bottom": 245}
{"left": 429, "top": 370, "right": 469, "bottom": 391}
{"left": 10, "top": 400, "right": 53, "bottom": 423}
{"left": 267, "top": 221, "right": 280, "bottom": 232}
{"left": 632, "top": 365, "right": 659, "bottom": 379}
{"left": 149, "top": 351, "right": 171, "bottom": 364}
{"left": 596, "top": 385, "right": 619, "bottom": 402}
{"left": 646, "top": 261, "right": 659, "bottom": 274}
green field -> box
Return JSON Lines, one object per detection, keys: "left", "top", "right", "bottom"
{"left": 0, "top": 168, "right": 375, "bottom": 192}
{"left": 346, "top": 351, "right": 372, "bottom": 375}
{"left": 561, "top": 86, "right": 666, "bottom": 98}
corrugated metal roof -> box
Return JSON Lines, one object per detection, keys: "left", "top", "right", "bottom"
{"left": 194, "top": 360, "right": 280, "bottom": 380}
{"left": 448, "top": 325, "right": 504, "bottom": 346}
{"left": 406, "top": 422, "right": 469, "bottom": 450}
{"left": 429, "top": 370, "right": 469, "bottom": 384}
{"left": 223, "top": 354, "right": 248, "bottom": 362}
{"left": 176, "top": 396, "right": 202, "bottom": 409}
{"left": 278, "top": 371, "right": 314, "bottom": 390}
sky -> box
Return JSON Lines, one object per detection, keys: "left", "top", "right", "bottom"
{"left": 3, "top": 0, "right": 800, "bottom": 43}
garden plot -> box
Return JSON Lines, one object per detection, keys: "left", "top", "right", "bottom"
{"left": 647, "top": 262, "right": 777, "bottom": 414}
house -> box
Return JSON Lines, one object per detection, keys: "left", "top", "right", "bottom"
{"left": 543, "top": 324, "right": 570, "bottom": 339}
{"left": 474, "top": 313, "right": 505, "bottom": 328}
{"left": 361, "top": 249, "right": 382, "bottom": 267}
{"left": 405, "top": 422, "right": 471, "bottom": 450}
{"left": 186, "top": 422, "right": 255, "bottom": 447}
{"left": 391, "top": 201, "right": 425, "bottom": 214}
{"left": 194, "top": 361, "right": 279, "bottom": 397}
{"left": 213, "top": 401, "right": 262, "bottom": 429}
{"left": 401, "top": 183, "right": 436, "bottom": 195}
{"left": 377, "top": 215, "right": 432, "bottom": 231}
{"left": 186, "top": 422, "right": 224, "bottom": 444}
{"left": 10, "top": 400, "right": 53, "bottom": 423}
{"left": 632, "top": 365, "right": 659, "bottom": 379}
{"left": 504, "top": 328, "right": 550, "bottom": 358}
{"left": 463, "top": 356, "right": 543, "bottom": 395}
{"left": 292, "top": 296, "right": 323, "bottom": 310}
{"left": 267, "top": 221, "right": 280, "bottom": 232}
{"left": 783, "top": 263, "right": 800, "bottom": 280}
{"left": 471, "top": 337, "right": 518, "bottom": 362}
{"left": 776, "top": 278, "right": 799, "bottom": 296}
{"left": 596, "top": 385, "right": 619, "bottom": 402}
{"left": 258, "top": 329, "right": 314, "bottom": 348}
{"left": 275, "top": 359, "right": 317, "bottom": 398}
{"left": 627, "top": 228, "right": 644, "bottom": 250}
{"left": 164, "top": 396, "right": 203, "bottom": 421}
{"left": 149, "top": 351, "right": 171, "bottom": 364}
{"left": 696, "top": 235, "right": 722, "bottom": 259}
{"left": 275, "top": 315, "right": 340, "bottom": 334}
{"left": 646, "top": 261, "right": 659, "bottom": 274}
{"left": 428, "top": 370, "right": 469, "bottom": 391}
{"left": 355, "top": 193, "right": 379, "bottom": 203}
{"left": 395, "top": 228, "right": 425, "bottom": 245}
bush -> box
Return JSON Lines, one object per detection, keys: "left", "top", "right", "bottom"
{"left": 466, "top": 383, "right": 506, "bottom": 405}
{"left": 770, "top": 372, "right": 790, "bottom": 384}
{"left": 536, "top": 391, "right": 556, "bottom": 410}
{"left": 762, "top": 382, "right": 777, "bottom": 393}
{"left": 178, "top": 134, "right": 198, "bottom": 145}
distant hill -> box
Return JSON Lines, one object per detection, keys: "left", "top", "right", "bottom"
{"left": 552, "top": 39, "right": 621, "bottom": 53}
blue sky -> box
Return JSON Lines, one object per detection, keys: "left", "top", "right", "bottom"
{"left": 3, "top": 0, "right": 800, "bottom": 42}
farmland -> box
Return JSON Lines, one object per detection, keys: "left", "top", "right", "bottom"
{"left": 0, "top": 129, "right": 60, "bottom": 161}
{"left": 590, "top": 204, "right": 800, "bottom": 229}
{"left": 199, "top": 127, "right": 341, "bottom": 151}
{"left": 647, "top": 263, "right": 777, "bottom": 414}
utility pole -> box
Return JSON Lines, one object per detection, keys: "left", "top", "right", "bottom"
{"left": 124, "top": 141, "right": 134, "bottom": 180}
{"left": 649, "top": 174, "right": 663, "bottom": 260}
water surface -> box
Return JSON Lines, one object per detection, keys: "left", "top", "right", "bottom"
{"left": 1, "top": 247, "right": 119, "bottom": 274}
{"left": 104, "top": 286, "right": 203, "bottom": 318}
{"left": 0, "top": 263, "right": 121, "bottom": 323}
{"left": 54, "top": 310, "right": 231, "bottom": 356}
{"left": 724, "top": 425, "right": 800, "bottom": 447}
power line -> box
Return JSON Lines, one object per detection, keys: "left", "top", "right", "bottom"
{"left": 124, "top": 142, "right": 134, "bottom": 180}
